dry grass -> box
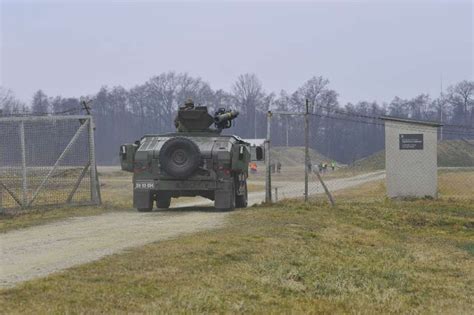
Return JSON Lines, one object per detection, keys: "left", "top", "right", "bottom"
{"left": 334, "top": 170, "right": 474, "bottom": 202}
{"left": 1, "top": 196, "right": 473, "bottom": 314}
{"left": 334, "top": 178, "right": 386, "bottom": 202}
{"left": 438, "top": 170, "right": 474, "bottom": 199}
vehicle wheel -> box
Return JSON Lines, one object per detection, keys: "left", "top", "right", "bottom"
{"left": 159, "top": 137, "right": 201, "bottom": 179}
{"left": 156, "top": 196, "right": 171, "bottom": 209}
{"left": 137, "top": 207, "right": 152, "bottom": 212}
{"left": 236, "top": 181, "right": 248, "bottom": 208}
{"left": 215, "top": 185, "right": 236, "bottom": 211}
{"left": 225, "top": 191, "right": 236, "bottom": 211}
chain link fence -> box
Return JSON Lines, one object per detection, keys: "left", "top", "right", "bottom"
{"left": 0, "top": 115, "right": 101, "bottom": 213}
{"left": 261, "top": 109, "right": 474, "bottom": 204}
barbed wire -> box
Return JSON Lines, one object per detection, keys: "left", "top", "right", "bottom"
{"left": 272, "top": 111, "right": 474, "bottom": 137}
{"left": 312, "top": 103, "right": 474, "bottom": 131}
{"left": 271, "top": 107, "right": 474, "bottom": 137}
{"left": 309, "top": 112, "right": 474, "bottom": 137}
{"left": 0, "top": 106, "right": 85, "bottom": 117}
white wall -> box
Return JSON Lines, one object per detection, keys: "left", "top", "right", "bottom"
{"left": 385, "top": 121, "right": 438, "bottom": 198}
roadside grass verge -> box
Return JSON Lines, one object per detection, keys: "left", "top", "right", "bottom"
{"left": 0, "top": 203, "right": 131, "bottom": 233}
{"left": 0, "top": 172, "right": 134, "bottom": 233}
{"left": 333, "top": 170, "right": 473, "bottom": 203}
{"left": 1, "top": 195, "right": 472, "bottom": 313}
{"left": 438, "top": 170, "right": 474, "bottom": 200}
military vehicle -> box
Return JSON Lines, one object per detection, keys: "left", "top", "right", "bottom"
{"left": 120, "top": 104, "right": 264, "bottom": 212}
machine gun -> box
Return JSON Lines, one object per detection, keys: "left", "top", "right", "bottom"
{"left": 214, "top": 108, "right": 239, "bottom": 130}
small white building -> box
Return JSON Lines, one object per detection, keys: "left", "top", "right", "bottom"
{"left": 381, "top": 116, "right": 442, "bottom": 199}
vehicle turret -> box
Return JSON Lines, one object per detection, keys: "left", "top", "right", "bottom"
{"left": 175, "top": 106, "right": 239, "bottom": 133}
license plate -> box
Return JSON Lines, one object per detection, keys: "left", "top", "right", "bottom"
{"left": 135, "top": 181, "right": 154, "bottom": 189}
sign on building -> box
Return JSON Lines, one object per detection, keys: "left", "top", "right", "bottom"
{"left": 399, "top": 134, "right": 423, "bottom": 150}
{"left": 381, "top": 116, "right": 442, "bottom": 198}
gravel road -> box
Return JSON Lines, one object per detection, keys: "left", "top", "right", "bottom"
{"left": 0, "top": 171, "right": 384, "bottom": 288}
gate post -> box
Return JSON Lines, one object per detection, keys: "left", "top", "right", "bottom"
{"left": 19, "top": 120, "right": 28, "bottom": 208}
{"left": 88, "top": 117, "right": 101, "bottom": 205}
{"left": 304, "top": 99, "right": 309, "bottom": 202}
{"left": 265, "top": 111, "right": 272, "bottom": 203}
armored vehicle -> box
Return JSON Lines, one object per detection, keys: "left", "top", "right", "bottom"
{"left": 120, "top": 104, "right": 263, "bottom": 212}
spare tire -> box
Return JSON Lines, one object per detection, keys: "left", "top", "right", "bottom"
{"left": 159, "top": 137, "right": 201, "bottom": 179}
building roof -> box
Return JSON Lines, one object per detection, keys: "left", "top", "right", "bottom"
{"left": 380, "top": 116, "right": 443, "bottom": 127}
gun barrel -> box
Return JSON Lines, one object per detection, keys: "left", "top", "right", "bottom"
{"left": 215, "top": 110, "right": 239, "bottom": 123}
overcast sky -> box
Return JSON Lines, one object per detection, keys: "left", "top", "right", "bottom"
{"left": 1, "top": 0, "right": 472, "bottom": 105}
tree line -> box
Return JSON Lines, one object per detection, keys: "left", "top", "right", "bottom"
{"left": 1, "top": 73, "right": 473, "bottom": 164}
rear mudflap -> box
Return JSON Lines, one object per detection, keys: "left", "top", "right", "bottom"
{"left": 133, "top": 190, "right": 153, "bottom": 209}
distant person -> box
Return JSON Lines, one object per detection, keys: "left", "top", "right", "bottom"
{"left": 331, "top": 161, "right": 336, "bottom": 171}
{"left": 250, "top": 162, "right": 257, "bottom": 174}
{"left": 174, "top": 98, "right": 194, "bottom": 129}
{"left": 277, "top": 161, "right": 282, "bottom": 173}
{"left": 318, "top": 162, "right": 323, "bottom": 173}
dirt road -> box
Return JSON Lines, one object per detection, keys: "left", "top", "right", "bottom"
{"left": 0, "top": 171, "right": 384, "bottom": 288}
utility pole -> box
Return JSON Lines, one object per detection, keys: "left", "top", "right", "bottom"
{"left": 270, "top": 104, "right": 309, "bottom": 202}
{"left": 304, "top": 99, "right": 309, "bottom": 202}
{"left": 265, "top": 110, "right": 272, "bottom": 203}
{"left": 254, "top": 107, "right": 257, "bottom": 139}
{"left": 286, "top": 115, "right": 289, "bottom": 146}
{"left": 439, "top": 74, "right": 444, "bottom": 141}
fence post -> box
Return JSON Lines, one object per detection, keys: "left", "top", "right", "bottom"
{"left": 274, "top": 187, "right": 278, "bottom": 202}
{"left": 315, "top": 171, "right": 335, "bottom": 207}
{"left": 304, "top": 99, "right": 309, "bottom": 202}
{"left": 265, "top": 111, "right": 272, "bottom": 203}
{"left": 88, "top": 117, "right": 101, "bottom": 205}
{"left": 19, "top": 120, "right": 28, "bottom": 208}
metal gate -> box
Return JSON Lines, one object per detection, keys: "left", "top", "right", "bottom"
{"left": 0, "top": 115, "right": 101, "bottom": 212}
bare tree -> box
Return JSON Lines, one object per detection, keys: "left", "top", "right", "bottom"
{"left": 273, "top": 90, "right": 292, "bottom": 146}
{"left": 406, "top": 94, "right": 431, "bottom": 120}
{"left": 231, "top": 73, "right": 265, "bottom": 138}
{"left": 293, "top": 76, "right": 332, "bottom": 112}
{"left": 0, "top": 87, "right": 26, "bottom": 115}
{"left": 388, "top": 96, "right": 408, "bottom": 117}
{"left": 209, "top": 89, "right": 234, "bottom": 113}
{"left": 31, "top": 90, "right": 50, "bottom": 115}
{"left": 146, "top": 72, "right": 212, "bottom": 131}
{"left": 448, "top": 80, "right": 474, "bottom": 126}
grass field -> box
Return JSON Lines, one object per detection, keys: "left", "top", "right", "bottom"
{"left": 1, "top": 172, "right": 472, "bottom": 314}
{"left": 332, "top": 170, "right": 474, "bottom": 203}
